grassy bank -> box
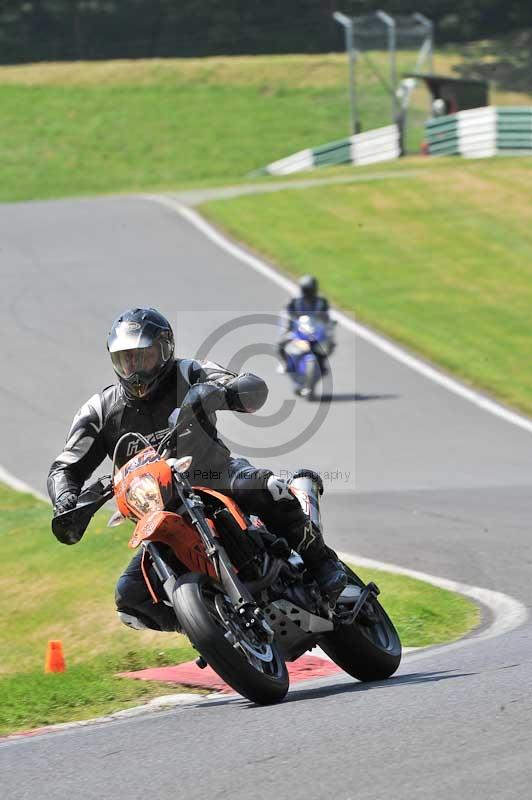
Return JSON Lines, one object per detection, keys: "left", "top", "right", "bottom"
{"left": 0, "top": 52, "right": 529, "bottom": 202}
{"left": 0, "top": 483, "right": 198, "bottom": 734}
{"left": 0, "top": 482, "right": 478, "bottom": 734}
{"left": 202, "top": 156, "right": 532, "bottom": 416}
{"left": 0, "top": 649, "right": 198, "bottom": 736}
{"left": 352, "top": 564, "right": 478, "bottom": 648}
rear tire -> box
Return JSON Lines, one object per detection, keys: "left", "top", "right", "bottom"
{"left": 173, "top": 573, "right": 289, "bottom": 705}
{"left": 320, "top": 567, "right": 401, "bottom": 682}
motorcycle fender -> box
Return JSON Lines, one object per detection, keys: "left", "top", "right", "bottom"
{"left": 129, "top": 511, "right": 175, "bottom": 548}
{"left": 129, "top": 511, "right": 218, "bottom": 579}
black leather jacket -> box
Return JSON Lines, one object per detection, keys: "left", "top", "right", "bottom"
{"left": 47, "top": 359, "right": 268, "bottom": 505}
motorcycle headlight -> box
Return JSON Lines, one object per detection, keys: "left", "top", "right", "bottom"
{"left": 125, "top": 473, "right": 164, "bottom": 516}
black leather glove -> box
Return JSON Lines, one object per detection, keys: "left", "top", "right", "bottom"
{"left": 53, "top": 491, "right": 78, "bottom": 517}
{"left": 182, "top": 383, "right": 227, "bottom": 415}
{"left": 52, "top": 492, "right": 83, "bottom": 545}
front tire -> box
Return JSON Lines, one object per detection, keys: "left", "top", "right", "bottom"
{"left": 320, "top": 567, "right": 401, "bottom": 682}
{"left": 173, "top": 573, "right": 289, "bottom": 705}
{"left": 302, "top": 355, "right": 320, "bottom": 400}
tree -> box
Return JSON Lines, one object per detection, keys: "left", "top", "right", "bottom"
{"left": 0, "top": 1, "right": 530, "bottom": 64}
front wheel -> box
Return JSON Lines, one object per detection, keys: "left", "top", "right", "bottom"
{"left": 301, "top": 355, "right": 320, "bottom": 400}
{"left": 320, "top": 567, "right": 401, "bottom": 682}
{"left": 173, "top": 573, "right": 289, "bottom": 704}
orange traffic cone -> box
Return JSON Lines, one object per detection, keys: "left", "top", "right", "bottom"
{"left": 44, "top": 640, "right": 66, "bottom": 673}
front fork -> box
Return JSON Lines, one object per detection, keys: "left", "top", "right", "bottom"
{"left": 181, "top": 488, "right": 257, "bottom": 611}
{"left": 144, "top": 541, "right": 178, "bottom": 606}
{"left": 151, "top": 475, "right": 273, "bottom": 641}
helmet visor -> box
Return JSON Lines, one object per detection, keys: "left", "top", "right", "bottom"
{"left": 110, "top": 340, "right": 171, "bottom": 382}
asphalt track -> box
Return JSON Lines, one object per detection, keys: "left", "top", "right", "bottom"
{"left": 1, "top": 195, "right": 532, "bottom": 799}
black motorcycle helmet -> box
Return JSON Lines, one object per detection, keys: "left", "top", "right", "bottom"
{"left": 299, "top": 275, "right": 318, "bottom": 299}
{"left": 107, "top": 307, "right": 175, "bottom": 399}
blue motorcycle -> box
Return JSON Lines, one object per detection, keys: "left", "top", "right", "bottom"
{"left": 283, "top": 315, "right": 334, "bottom": 400}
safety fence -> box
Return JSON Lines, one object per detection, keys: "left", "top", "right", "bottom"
{"left": 254, "top": 124, "right": 401, "bottom": 176}
{"left": 426, "top": 107, "right": 532, "bottom": 158}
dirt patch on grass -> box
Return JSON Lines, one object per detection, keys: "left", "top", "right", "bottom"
{"left": 0, "top": 55, "right": 349, "bottom": 89}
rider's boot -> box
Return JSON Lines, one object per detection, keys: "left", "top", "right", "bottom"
{"left": 265, "top": 474, "right": 347, "bottom": 603}
{"left": 301, "top": 528, "right": 347, "bottom": 602}
{"left": 290, "top": 517, "right": 347, "bottom": 603}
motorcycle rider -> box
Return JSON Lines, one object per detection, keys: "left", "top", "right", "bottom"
{"left": 48, "top": 307, "right": 347, "bottom": 632}
{"left": 278, "top": 275, "right": 335, "bottom": 373}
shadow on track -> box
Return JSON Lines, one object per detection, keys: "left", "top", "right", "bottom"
{"left": 311, "top": 393, "right": 399, "bottom": 403}
{"left": 195, "top": 670, "right": 475, "bottom": 712}
{"left": 282, "top": 669, "right": 477, "bottom": 704}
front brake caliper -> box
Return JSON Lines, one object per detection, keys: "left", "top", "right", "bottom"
{"left": 238, "top": 605, "right": 274, "bottom": 642}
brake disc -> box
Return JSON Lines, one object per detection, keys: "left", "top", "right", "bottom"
{"left": 215, "top": 595, "right": 274, "bottom": 663}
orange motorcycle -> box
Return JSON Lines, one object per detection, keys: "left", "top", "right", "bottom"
{"left": 53, "top": 407, "right": 401, "bottom": 705}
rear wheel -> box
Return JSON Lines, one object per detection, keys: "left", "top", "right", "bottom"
{"left": 173, "top": 573, "right": 289, "bottom": 704}
{"left": 320, "top": 567, "right": 401, "bottom": 682}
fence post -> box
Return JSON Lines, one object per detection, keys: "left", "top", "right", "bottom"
{"left": 333, "top": 12, "right": 358, "bottom": 137}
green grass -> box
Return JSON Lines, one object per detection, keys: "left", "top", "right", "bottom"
{"left": 0, "top": 649, "right": 198, "bottom": 736}
{"left": 351, "top": 565, "right": 478, "bottom": 648}
{"left": 0, "top": 483, "right": 193, "bottom": 674}
{"left": 0, "top": 52, "right": 529, "bottom": 202}
{"left": 0, "top": 83, "right": 351, "bottom": 201}
{"left": 0, "top": 482, "right": 478, "bottom": 734}
{"left": 201, "top": 156, "right": 532, "bottom": 416}
{"left": 0, "top": 482, "right": 199, "bottom": 735}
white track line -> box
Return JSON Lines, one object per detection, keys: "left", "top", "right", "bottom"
{"left": 338, "top": 551, "right": 527, "bottom": 642}
{"left": 0, "top": 465, "right": 48, "bottom": 502}
{"left": 146, "top": 194, "right": 532, "bottom": 436}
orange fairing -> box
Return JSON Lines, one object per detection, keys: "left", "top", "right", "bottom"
{"left": 129, "top": 510, "right": 217, "bottom": 579}
{"left": 194, "top": 486, "right": 248, "bottom": 530}
{"left": 114, "top": 450, "right": 173, "bottom": 520}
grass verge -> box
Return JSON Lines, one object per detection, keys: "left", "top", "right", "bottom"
{"left": 201, "top": 156, "right": 532, "bottom": 416}
{"left": 0, "top": 52, "right": 529, "bottom": 202}
{"left": 0, "top": 648, "right": 198, "bottom": 737}
{"left": 1, "top": 482, "right": 478, "bottom": 735}
{"left": 351, "top": 565, "right": 479, "bottom": 648}
{"left": 0, "top": 482, "right": 198, "bottom": 735}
